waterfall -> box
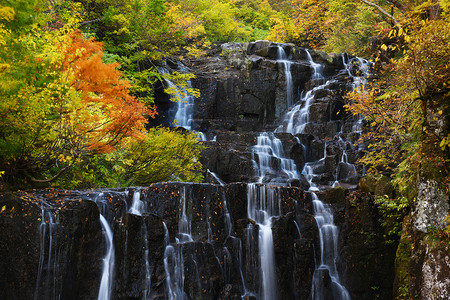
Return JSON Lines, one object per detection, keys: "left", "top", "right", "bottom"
{"left": 163, "top": 186, "right": 195, "bottom": 299}
{"left": 98, "top": 214, "right": 115, "bottom": 300}
{"left": 278, "top": 51, "right": 332, "bottom": 135}
{"left": 257, "top": 46, "right": 372, "bottom": 299}
{"left": 34, "top": 206, "right": 60, "bottom": 300}
{"left": 129, "top": 189, "right": 144, "bottom": 216}
{"left": 252, "top": 132, "right": 299, "bottom": 183}
{"left": 92, "top": 193, "right": 116, "bottom": 300}
{"left": 142, "top": 223, "right": 152, "bottom": 300}
{"left": 174, "top": 64, "right": 195, "bottom": 130}
{"left": 247, "top": 184, "right": 280, "bottom": 300}
{"left": 277, "top": 46, "right": 294, "bottom": 107}
{"left": 311, "top": 193, "right": 351, "bottom": 300}
{"left": 306, "top": 49, "right": 324, "bottom": 80}
{"left": 160, "top": 64, "right": 195, "bottom": 131}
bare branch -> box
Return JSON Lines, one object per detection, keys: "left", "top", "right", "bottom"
{"left": 361, "top": 0, "right": 399, "bottom": 25}
{"left": 24, "top": 164, "right": 72, "bottom": 183}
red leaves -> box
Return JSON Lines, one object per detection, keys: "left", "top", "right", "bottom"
{"left": 61, "top": 31, "right": 156, "bottom": 153}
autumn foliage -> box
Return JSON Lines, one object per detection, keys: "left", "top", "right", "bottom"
{"left": 61, "top": 31, "right": 155, "bottom": 153}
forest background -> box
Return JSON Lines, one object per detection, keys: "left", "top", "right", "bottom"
{"left": 0, "top": 0, "right": 448, "bottom": 212}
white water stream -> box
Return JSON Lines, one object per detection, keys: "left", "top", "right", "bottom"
{"left": 97, "top": 214, "right": 115, "bottom": 300}
{"left": 247, "top": 183, "right": 281, "bottom": 300}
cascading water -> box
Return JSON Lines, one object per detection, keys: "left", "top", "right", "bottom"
{"left": 253, "top": 132, "right": 299, "bottom": 183}
{"left": 163, "top": 186, "right": 195, "bottom": 299}
{"left": 277, "top": 46, "right": 294, "bottom": 107}
{"left": 311, "top": 193, "right": 350, "bottom": 300}
{"left": 3, "top": 43, "right": 386, "bottom": 300}
{"left": 173, "top": 63, "right": 196, "bottom": 130}
{"left": 160, "top": 63, "right": 196, "bottom": 131}
{"left": 129, "top": 189, "right": 144, "bottom": 216}
{"left": 278, "top": 51, "right": 333, "bottom": 135}
{"left": 34, "top": 205, "right": 60, "bottom": 300}
{"left": 306, "top": 50, "right": 324, "bottom": 80}
{"left": 246, "top": 183, "right": 281, "bottom": 300}
{"left": 98, "top": 214, "right": 115, "bottom": 300}
{"left": 127, "top": 189, "right": 152, "bottom": 299}
{"left": 250, "top": 45, "right": 372, "bottom": 299}
{"left": 163, "top": 222, "right": 186, "bottom": 300}
{"left": 95, "top": 193, "right": 115, "bottom": 300}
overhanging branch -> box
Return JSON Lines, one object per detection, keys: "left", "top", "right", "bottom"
{"left": 24, "top": 164, "right": 72, "bottom": 183}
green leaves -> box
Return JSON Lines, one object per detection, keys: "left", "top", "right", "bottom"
{"left": 124, "top": 127, "right": 205, "bottom": 185}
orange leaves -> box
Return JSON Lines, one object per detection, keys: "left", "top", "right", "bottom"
{"left": 60, "top": 31, "right": 155, "bottom": 153}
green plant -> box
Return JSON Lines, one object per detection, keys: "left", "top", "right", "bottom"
{"left": 374, "top": 195, "right": 409, "bottom": 244}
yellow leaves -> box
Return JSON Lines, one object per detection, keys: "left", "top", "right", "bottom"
{"left": 75, "top": 47, "right": 87, "bottom": 58}
{"left": 0, "top": 6, "right": 15, "bottom": 22}
{"left": 58, "top": 154, "right": 72, "bottom": 163}
{"left": 0, "top": 63, "right": 10, "bottom": 72}
{"left": 0, "top": 5, "right": 15, "bottom": 46}
{"left": 439, "top": 134, "right": 450, "bottom": 150}
{"left": 0, "top": 205, "right": 5, "bottom": 213}
{"left": 380, "top": 44, "right": 388, "bottom": 51}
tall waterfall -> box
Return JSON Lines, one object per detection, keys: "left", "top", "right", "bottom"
{"left": 247, "top": 184, "right": 281, "bottom": 300}
{"left": 94, "top": 193, "right": 115, "bottom": 300}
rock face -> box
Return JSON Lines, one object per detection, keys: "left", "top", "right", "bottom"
{"left": 0, "top": 183, "right": 318, "bottom": 300}
{"left": 165, "top": 41, "right": 366, "bottom": 186}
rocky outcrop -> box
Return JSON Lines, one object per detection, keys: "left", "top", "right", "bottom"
{"left": 329, "top": 189, "right": 397, "bottom": 299}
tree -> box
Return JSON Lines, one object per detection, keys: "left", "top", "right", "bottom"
{"left": 346, "top": 3, "right": 450, "bottom": 199}
{"left": 0, "top": 8, "right": 153, "bottom": 187}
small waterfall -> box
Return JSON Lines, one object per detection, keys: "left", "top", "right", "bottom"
{"left": 277, "top": 46, "right": 294, "bottom": 107}
{"left": 335, "top": 137, "right": 357, "bottom": 185}
{"left": 129, "top": 189, "right": 144, "bottom": 216}
{"left": 300, "top": 141, "right": 350, "bottom": 298}
{"left": 142, "top": 223, "right": 152, "bottom": 300}
{"left": 178, "top": 186, "right": 193, "bottom": 243}
{"left": 93, "top": 193, "right": 115, "bottom": 300}
{"left": 311, "top": 193, "right": 350, "bottom": 300}
{"left": 278, "top": 51, "right": 333, "bottom": 135}
{"left": 164, "top": 242, "right": 185, "bottom": 299}
{"left": 252, "top": 132, "right": 299, "bottom": 182}
{"left": 98, "top": 214, "right": 115, "bottom": 300}
{"left": 34, "top": 206, "right": 60, "bottom": 300}
{"left": 342, "top": 55, "right": 372, "bottom": 135}
{"left": 207, "top": 169, "right": 226, "bottom": 186}
{"left": 209, "top": 169, "right": 250, "bottom": 296}
{"left": 306, "top": 49, "right": 324, "bottom": 80}
{"left": 246, "top": 184, "right": 280, "bottom": 300}
{"left": 163, "top": 186, "right": 196, "bottom": 299}
{"left": 160, "top": 63, "right": 195, "bottom": 131}
{"left": 173, "top": 64, "right": 195, "bottom": 130}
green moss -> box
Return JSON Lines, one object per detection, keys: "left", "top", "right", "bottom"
{"left": 393, "top": 215, "right": 412, "bottom": 299}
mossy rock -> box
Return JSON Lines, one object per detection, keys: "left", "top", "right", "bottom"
{"left": 375, "top": 175, "right": 394, "bottom": 198}
{"left": 359, "top": 175, "right": 378, "bottom": 193}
